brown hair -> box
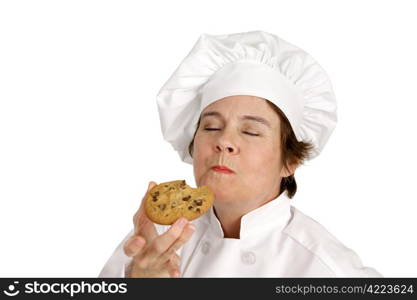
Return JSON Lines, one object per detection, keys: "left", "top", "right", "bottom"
{"left": 188, "top": 99, "right": 314, "bottom": 198}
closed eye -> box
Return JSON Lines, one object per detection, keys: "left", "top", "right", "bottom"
{"left": 243, "top": 132, "right": 260, "bottom": 136}
{"left": 204, "top": 128, "right": 259, "bottom": 136}
{"left": 204, "top": 128, "right": 220, "bottom": 131}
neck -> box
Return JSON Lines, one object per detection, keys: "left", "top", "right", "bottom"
{"left": 212, "top": 190, "right": 283, "bottom": 239}
{"left": 213, "top": 206, "right": 242, "bottom": 239}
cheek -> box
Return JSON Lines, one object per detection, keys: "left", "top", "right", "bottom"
{"left": 244, "top": 145, "right": 281, "bottom": 177}
{"left": 193, "top": 135, "right": 207, "bottom": 159}
{"left": 192, "top": 135, "right": 210, "bottom": 175}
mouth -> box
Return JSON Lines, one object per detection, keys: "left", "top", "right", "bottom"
{"left": 211, "top": 165, "right": 235, "bottom": 174}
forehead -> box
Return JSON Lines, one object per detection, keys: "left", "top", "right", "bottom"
{"left": 201, "top": 95, "right": 279, "bottom": 126}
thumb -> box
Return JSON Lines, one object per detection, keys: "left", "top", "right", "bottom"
{"left": 134, "top": 181, "right": 158, "bottom": 223}
{"left": 134, "top": 181, "right": 159, "bottom": 239}
{"left": 138, "top": 181, "right": 158, "bottom": 212}
{"left": 147, "top": 181, "right": 157, "bottom": 191}
{"left": 143, "top": 181, "right": 158, "bottom": 202}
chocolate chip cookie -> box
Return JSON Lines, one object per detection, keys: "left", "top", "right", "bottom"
{"left": 145, "top": 180, "right": 213, "bottom": 225}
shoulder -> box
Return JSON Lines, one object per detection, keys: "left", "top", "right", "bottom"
{"left": 282, "top": 206, "right": 382, "bottom": 277}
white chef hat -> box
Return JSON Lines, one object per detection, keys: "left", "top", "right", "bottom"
{"left": 156, "top": 30, "right": 337, "bottom": 164}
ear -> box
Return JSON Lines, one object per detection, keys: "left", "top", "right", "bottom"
{"left": 280, "top": 162, "right": 298, "bottom": 177}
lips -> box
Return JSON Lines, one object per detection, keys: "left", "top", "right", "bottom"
{"left": 211, "top": 165, "right": 235, "bottom": 174}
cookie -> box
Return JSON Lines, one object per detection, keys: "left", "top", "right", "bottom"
{"left": 145, "top": 180, "right": 213, "bottom": 225}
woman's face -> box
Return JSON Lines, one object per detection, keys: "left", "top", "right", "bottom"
{"left": 193, "top": 95, "right": 287, "bottom": 208}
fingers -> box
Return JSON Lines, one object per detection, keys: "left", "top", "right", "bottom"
{"left": 139, "top": 181, "right": 158, "bottom": 210}
{"left": 154, "top": 223, "right": 194, "bottom": 269}
{"left": 156, "top": 223, "right": 195, "bottom": 265}
{"left": 155, "top": 218, "right": 190, "bottom": 252}
{"left": 133, "top": 181, "right": 158, "bottom": 241}
{"left": 134, "top": 181, "right": 157, "bottom": 224}
{"left": 127, "top": 181, "right": 195, "bottom": 278}
{"left": 167, "top": 261, "right": 181, "bottom": 278}
{"left": 166, "top": 254, "right": 181, "bottom": 278}
{"left": 142, "top": 217, "right": 189, "bottom": 264}
{"left": 166, "top": 223, "right": 196, "bottom": 253}
{"left": 125, "top": 220, "right": 191, "bottom": 278}
{"left": 123, "top": 235, "right": 146, "bottom": 257}
{"left": 135, "top": 211, "right": 158, "bottom": 241}
{"left": 169, "top": 253, "right": 181, "bottom": 267}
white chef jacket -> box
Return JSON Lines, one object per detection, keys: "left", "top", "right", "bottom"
{"left": 98, "top": 191, "right": 382, "bottom": 277}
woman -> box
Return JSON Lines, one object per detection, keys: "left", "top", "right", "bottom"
{"left": 99, "top": 31, "right": 381, "bottom": 277}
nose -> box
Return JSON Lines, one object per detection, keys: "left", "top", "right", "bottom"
{"left": 216, "top": 144, "right": 235, "bottom": 153}
{"left": 215, "top": 133, "right": 238, "bottom": 155}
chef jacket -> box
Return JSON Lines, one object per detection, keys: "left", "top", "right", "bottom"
{"left": 98, "top": 191, "right": 381, "bottom": 277}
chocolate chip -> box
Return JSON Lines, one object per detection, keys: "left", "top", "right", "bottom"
{"left": 158, "top": 204, "right": 166, "bottom": 211}
{"left": 196, "top": 208, "right": 201, "bottom": 213}
{"left": 192, "top": 199, "right": 203, "bottom": 207}
{"left": 151, "top": 191, "right": 159, "bottom": 202}
{"left": 188, "top": 206, "right": 193, "bottom": 210}
{"left": 182, "top": 195, "right": 191, "bottom": 201}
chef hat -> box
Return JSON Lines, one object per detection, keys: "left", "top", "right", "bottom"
{"left": 156, "top": 30, "right": 337, "bottom": 164}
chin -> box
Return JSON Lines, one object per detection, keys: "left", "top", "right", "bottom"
{"left": 199, "top": 174, "right": 233, "bottom": 188}
{"left": 203, "top": 182, "right": 238, "bottom": 203}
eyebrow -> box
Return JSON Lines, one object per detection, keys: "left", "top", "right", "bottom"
{"left": 201, "top": 111, "right": 272, "bottom": 128}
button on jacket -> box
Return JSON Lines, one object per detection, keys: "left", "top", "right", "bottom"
{"left": 99, "top": 191, "right": 381, "bottom": 277}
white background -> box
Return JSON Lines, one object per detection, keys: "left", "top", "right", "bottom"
{"left": 1, "top": 0, "right": 416, "bottom": 277}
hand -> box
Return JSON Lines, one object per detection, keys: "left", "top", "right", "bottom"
{"left": 123, "top": 181, "right": 195, "bottom": 277}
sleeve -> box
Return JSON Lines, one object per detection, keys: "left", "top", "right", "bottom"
{"left": 315, "top": 237, "right": 384, "bottom": 278}
{"left": 284, "top": 208, "right": 384, "bottom": 278}
{"left": 355, "top": 266, "right": 383, "bottom": 277}
{"left": 98, "top": 224, "right": 171, "bottom": 278}
{"left": 324, "top": 237, "right": 384, "bottom": 277}
{"left": 98, "top": 229, "right": 135, "bottom": 278}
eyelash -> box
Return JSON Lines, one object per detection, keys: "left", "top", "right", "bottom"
{"left": 203, "top": 128, "right": 260, "bottom": 136}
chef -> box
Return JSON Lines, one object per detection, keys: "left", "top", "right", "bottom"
{"left": 99, "top": 30, "right": 382, "bottom": 277}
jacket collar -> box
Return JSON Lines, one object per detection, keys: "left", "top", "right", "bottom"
{"left": 206, "top": 190, "right": 292, "bottom": 239}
